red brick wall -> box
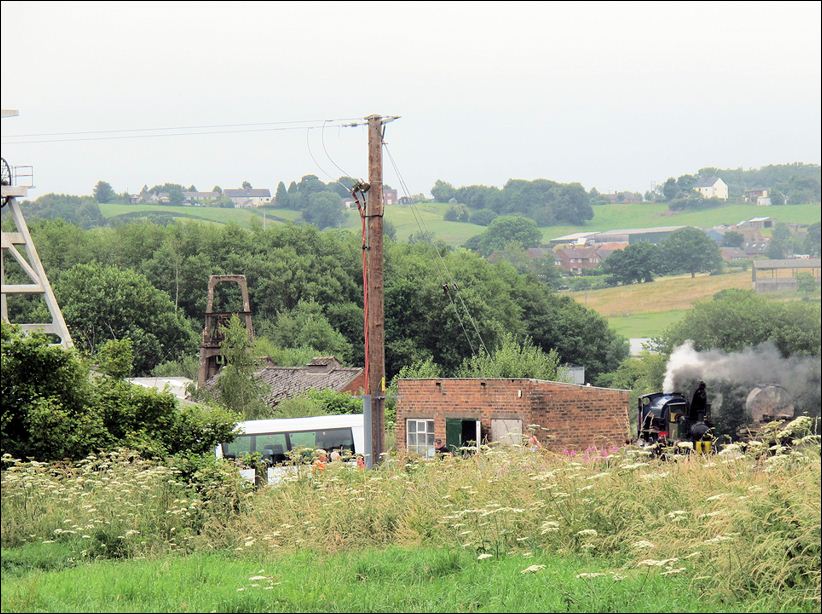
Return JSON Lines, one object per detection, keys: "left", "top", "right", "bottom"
{"left": 342, "top": 370, "right": 366, "bottom": 395}
{"left": 396, "top": 379, "right": 629, "bottom": 453}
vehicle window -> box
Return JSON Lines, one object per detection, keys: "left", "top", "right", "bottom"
{"left": 222, "top": 435, "right": 253, "bottom": 459}
{"left": 256, "top": 433, "right": 288, "bottom": 463}
{"left": 288, "top": 431, "right": 317, "bottom": 450}
{"left": 316, "top": 428, "right": 354, "bottom": 453}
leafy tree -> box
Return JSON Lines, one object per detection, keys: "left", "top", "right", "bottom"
{"left": 804, "top": 222, "right": 821, "bottom": 256}
{"left": 93, "top": 180, "right": 115, "bottom": 203}
{"left": 431, "top": 179, "right": 456, "bottom": 202}
{"left": 723, "top": 231, "right": 745, "bottom": 248}
{"left": 470, "top": 208, "right": 498, "bottom": 226}
{"left": 302, "top": 191, "right": 343, "bottom": 229}
{"left": 660, "top": 228, "right": 722, "bottom": 278}
{"left": 53, "top": 262, "right": 197, "bottom": 374}
{"left": 274, "top": 181, "right": 289, "bottom": 207}
{"left": 444, "top": 204, "right": 470, "bottom": 222}
{"left": 456, "top": 333, "right": 564, "bottom": 380}
{"left": 603, "top": 243, "right": 660, "bottom": 285}
{"left": 214, "top": 315, "right": 269, "bottom": 420}
{"left": 1, "top": 323, "right": 237, "bottom": 461}
{"left": 464, "top": 215, "right": 542, "bottom": 256}
{"left": 268, "top": 301, "right": 352, "bottom": 362}
{"left": 662, "top": 178, "right": 679, "bottom": 201}
{"left": 242, "top": 181, "right": 252, "bottom": 190}
{"left": 767, "top": 223, "right": 792, "bottom": 259}
{"left": 23, "top": 194, "right": 107, "bottom": 229}
{"left": 96, "top": 338, "right": 134, "bottom": 378}
{"left": 663, "top": 289, "right": 820, "bottom": 357}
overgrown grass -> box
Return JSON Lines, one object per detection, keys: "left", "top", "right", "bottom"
{"left": 2, "top": 421, "right": 819, "bottom": 610}
{"left": 0, "top": 547, "right": 797, "bottom": 613}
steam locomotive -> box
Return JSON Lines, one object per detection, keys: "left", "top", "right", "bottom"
{"left": 637, "top": 384, "right": 795, "bottom": 451}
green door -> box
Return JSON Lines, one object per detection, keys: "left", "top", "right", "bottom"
{"left": 446, "top": 418, "right": 462, "bottom": 452}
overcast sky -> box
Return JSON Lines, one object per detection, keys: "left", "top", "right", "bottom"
{"left": 1, "top": 1, "right": 820, "bottom": 198}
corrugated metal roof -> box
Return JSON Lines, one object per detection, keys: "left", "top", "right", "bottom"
{"left": 754, "top": 258, "right": 821, "bottom": 269}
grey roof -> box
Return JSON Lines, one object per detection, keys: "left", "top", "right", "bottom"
{"left": 694, "top": 176, "right": 722, "bottom": 188}
{"left": 255, "top": 364, "right": 362, "bottom": 406}
{"left": 224, "top": 188, "right": 272, "bottom": 198}
{"left": 753, "top": 258, "right": 821, "bottom": 270}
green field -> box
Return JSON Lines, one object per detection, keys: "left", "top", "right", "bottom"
{"left": 541, "top": 202, "right": 822, "bottom": 242}
{"left": 1, "top": 545, "right": 785, "bottom": 613}
{"left": 98, "top": 201, "right": 820, "bottom": 248}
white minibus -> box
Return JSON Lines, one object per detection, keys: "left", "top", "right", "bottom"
{"left": 216, "top": 414, "right": 365, "bottom": 484}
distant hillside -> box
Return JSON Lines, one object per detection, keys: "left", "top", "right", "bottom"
{"left": 671, "top": 163, "right": 821, "bottom": 203}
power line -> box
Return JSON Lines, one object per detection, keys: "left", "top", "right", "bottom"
{"left": 2, "top": 120, "right": 367, "bottom": 145}
{"left": 3, "top": 116, "right": 365, "bottom": 139}
{"left": 382, "top": 142, "right": 490, "bottom": 356}
{"left": 321, "top": 119, "right": 358, "bottom": 181}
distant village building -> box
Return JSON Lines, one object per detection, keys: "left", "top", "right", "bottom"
{"left": 752, "top": 258, "right": 821, "bottom": 293}
{"left": 553, "top": 242, "right": 629, "bottom": 274}
{"left": 693, "top": 176, "right": 728, "bottom": 200}
{"left": 383, "top": 187, "right": 398, "bottom": 205}
{"left": 549, "top": 226, "right": 685, "bottom": 247}
{"left": 182, "top": 191, "right": 220, "bottom": 205}
{"left": 396, "top": 378, "right": 629, "bottom": 456}
{"left": 744, "top": 188, "right": 771, "bottom": 206}
{"left": 223, "top": 188, "right": 272, "bottom": 208}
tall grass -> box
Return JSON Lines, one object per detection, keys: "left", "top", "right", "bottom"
{"left": 2, "top": 420, "right": 819, "bottom": 608}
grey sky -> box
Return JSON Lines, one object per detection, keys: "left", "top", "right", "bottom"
{"left": 2, "top": 1, "right": 820, "bottom": 198}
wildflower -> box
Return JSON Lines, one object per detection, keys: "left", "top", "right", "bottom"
{"left": 661, "top": 567, "right": 686, "bottom": 576}
{"left": 637, "top": 558, "right": 678, "bottom": 567}
{"left": 705, "top": 493, "right": 726, "bottom": 501}
{"left": 520, "top": 564, "right": 546, "bottom": 574}
{"left": 576, "top": 572, "right": 606, "bottom": 579}
{"left": 631, "top": 540, "right": 654, "bottom": 549}
{"left": 248, "top": 575, "right": 268, "bottom": 581}
{"left": 477, "top": 553, "right": 493, "bottom": 560}
{"left": 576, "top": 529, "right": 598, "bottom": 538}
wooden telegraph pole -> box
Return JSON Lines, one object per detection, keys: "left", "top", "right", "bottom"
{"left": 366, "top": 114, "right": 386, "bottom": 464}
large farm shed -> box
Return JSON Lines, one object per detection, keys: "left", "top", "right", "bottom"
{"left": 396, "top": 378, "right": 630, "bottom": 456}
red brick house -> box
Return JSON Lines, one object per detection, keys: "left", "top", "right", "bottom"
{"left": 396, "top": 378, "right": 629, "bottom": 457}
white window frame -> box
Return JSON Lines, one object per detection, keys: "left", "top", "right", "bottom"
{"left": 406, "top": 419, "right": 435, "bottom": 458}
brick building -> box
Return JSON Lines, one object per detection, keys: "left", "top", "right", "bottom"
{"left": 396, "top": 378, "right": 629, "bottom": 457}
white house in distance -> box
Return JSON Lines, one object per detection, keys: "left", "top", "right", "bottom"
{"left": 223, "top": 188, "right": 272, "bottom": 208}
{"left": 694, "top": 176, "right": 729, "bottom": 200}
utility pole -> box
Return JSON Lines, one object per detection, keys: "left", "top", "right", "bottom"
{"left": 366, "top": 114, "right": 386, "bottom": 464}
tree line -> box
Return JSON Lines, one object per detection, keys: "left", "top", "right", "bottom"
{"left": 432, "top": 178, "right": 594, "bottom": 226}
{"left": 7, "top": 218, "right": 628, "bottom": 382}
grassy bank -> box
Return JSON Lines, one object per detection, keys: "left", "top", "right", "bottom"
{"left": 0, "top": 546, "right": 792, "bottom": 613}
{"left": 2, "top": 427, "right": 819, "bottom": 611}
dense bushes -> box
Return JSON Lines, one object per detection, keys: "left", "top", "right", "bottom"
{"left": 0, "top": 323, "right": 238, "bottom": 461}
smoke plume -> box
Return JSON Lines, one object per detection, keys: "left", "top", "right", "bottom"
{"left": 663, "top": 341, "right": 821, "bottom": 425}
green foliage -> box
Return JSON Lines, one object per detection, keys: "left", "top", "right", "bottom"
{"left": 19, "top": 194, "right": 107, "bottom": 229}
{"left": 660, "top": 227, "right": 723, "bottom": 278}
{"left": 456, "top": 332, "right": 564, "bottom": 380}
{"left": 151, "top": 355, "right": 199, "bottom": 380}
{"left": 430, "top": 179, "right": 456, "bottom": 202}
{"left": 469, "top": 208, "right": 497, "bottom": 226}
{"left": 95, "top": 338, "right": 134, "bottom": 378}
{"left": 267, "top": 301, "right": 352, "bottom": 363}
{"left": 602, "top": 243, "right": 660, "bottom": 285}
{"left": 302, "top": 191, "right": 344, "bottom": 229}
{"left": 663, "top": 289, "right": 821, "bottom": 356}
{"left": 1, "top": 323, "right": 237, "bottom": 461}
{"left": 766, "top": 223, "right": 793, "bottom": 259}
{"left": 93, "top": 181, "right": 115, "bottom": 204}
{"left": 805, "top": 222, "right": 821, "bottom": 256}
{"left": 274, "top": 181, "right": 289, "bottom": 207}
{"left": 214, "top": 315, "right": 269, "bottom": 420}
{"left": 148, "top": 183, "right": 186, "bottom": 205}
{"left": 464, "top": 215, "right": 542, "bottom": 256}
{"left": 54, "top": 262, "right": 197, "bottom": 374}
{"left": 723, "top": 230, "right": 745, "bottom": 247}
{"left": 443, "top": 204, "right": 470, "bottom": 222}
{"left": 273, "top": 389, "right": 361, "bottom": 419}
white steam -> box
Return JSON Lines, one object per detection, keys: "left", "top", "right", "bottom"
{"left": 663, "top": 340, "right": 821, "bottom": 415}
